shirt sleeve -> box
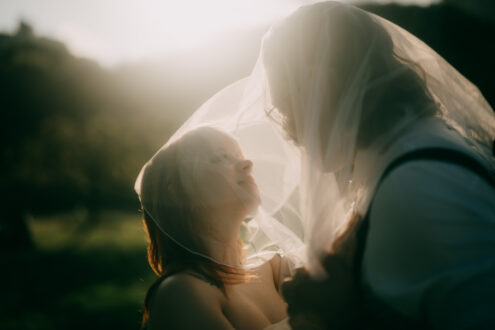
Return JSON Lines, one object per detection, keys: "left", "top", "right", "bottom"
{"left": 362, "top": 160, "right": 495, "bottom": 330}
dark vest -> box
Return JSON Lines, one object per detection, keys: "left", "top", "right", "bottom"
{"left": 353, "top": 147, "right": 495, "bottom": 329}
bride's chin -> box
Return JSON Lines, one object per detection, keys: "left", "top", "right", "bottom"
{"left": 241, "top": 192, "right": 261, "bottom": 216}
{"left": 246, "top": 202, "right": 260, "bottom": 218}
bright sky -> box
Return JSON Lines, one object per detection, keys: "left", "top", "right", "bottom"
{"left": 0, "top": 0, "right": 438, "bottom": 67}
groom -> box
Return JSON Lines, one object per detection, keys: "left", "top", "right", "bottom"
{"left": 259, "top": 2, "right": 495, "bottom": 329}
{"left": 282, "top": 142, "right": 495, "bottom": 329}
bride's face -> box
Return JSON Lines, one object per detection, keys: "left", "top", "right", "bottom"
{"left": 189, "top": 128, "right": 261, "bottom": 217}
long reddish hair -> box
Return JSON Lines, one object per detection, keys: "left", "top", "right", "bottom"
{"left": 139, "top": 129, "right": 250, "bottom": 329}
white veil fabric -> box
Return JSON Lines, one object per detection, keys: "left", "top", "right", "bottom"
{"left": 135, "top": 1, "right": 495, "bottom": 272}
{"left": 134, "top": 74, "right": 306, "bottom": 269}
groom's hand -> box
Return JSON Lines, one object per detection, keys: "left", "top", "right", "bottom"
{"left": 282, "top": 256, "right": 359, "bottom": 330}
{"left": 282, "top": 267, "right": 326, "bottom": 330}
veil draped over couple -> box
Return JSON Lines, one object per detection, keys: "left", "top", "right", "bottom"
{"left": 135, "top": 1, "right": 495, "bottom": 329}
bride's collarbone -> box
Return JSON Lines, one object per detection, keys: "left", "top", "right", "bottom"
{"left": 157, "top": 264, "right": 286, "bottom": 328}
{"left": 223, "top": 264, "right": 287, "bottom": 327}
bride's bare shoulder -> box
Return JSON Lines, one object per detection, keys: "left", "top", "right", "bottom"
{"left": 162, "top": 271, "right": 221, "bottom": 289}
{"left": 268, "top": 254, "right": 293, "bottom": 292}
{"left": 147, "top": 273, "right": 231, "bottom": 330}
{"left": 153, "top": 272, "right": 224, "bottom": 305}
{"left": 269, "top": 254, "right": 282, "bottom": 272}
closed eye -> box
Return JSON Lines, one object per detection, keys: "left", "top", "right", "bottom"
{"left": 210, "top": 155, "right": 222, "bottom": 163}
{"left": 210, "top": 153, "right": 231, "bottom": 163}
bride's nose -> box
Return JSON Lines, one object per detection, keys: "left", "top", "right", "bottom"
{"left": 236, "top": 159, "right": 253, "bottom": 172}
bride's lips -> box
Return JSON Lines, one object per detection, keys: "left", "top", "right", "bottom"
{"left": 237, "top": 175, "right": 256, "bottom": 186}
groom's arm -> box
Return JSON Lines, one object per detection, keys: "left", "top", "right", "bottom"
{"left": 363, "top": 160, "right": 495, "bottom": 329}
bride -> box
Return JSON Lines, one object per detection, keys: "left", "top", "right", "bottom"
{"left": 136, "top": 127, "right": 289, "bottom": 330}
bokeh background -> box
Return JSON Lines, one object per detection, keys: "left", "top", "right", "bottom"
{"left": 0, "top": 0, "right": 494, "bottom": 329}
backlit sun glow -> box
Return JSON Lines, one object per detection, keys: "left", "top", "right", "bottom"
{"left": 0, "top": 0, "right": 439, "bottom": 66}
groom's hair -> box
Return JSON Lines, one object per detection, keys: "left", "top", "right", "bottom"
{"left": 262, "top": 1, "right": 437, "bottom": 150}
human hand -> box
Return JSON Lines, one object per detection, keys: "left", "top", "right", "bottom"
{"left": 282, "top": 255, "right": 359, "bottom": 330}
{"left": 282, "top": 267, "right": 326, "bottom": 330}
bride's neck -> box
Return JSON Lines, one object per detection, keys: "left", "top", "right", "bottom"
{"left": 202, "top": 208, "right": 245, "bottom": 267}
{"left": 207, "top": 237, "right": 241, "bottom": 267}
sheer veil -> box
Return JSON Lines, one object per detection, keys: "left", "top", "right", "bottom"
{"left": 135, "top": 1, "right": 495, "bottom": 272}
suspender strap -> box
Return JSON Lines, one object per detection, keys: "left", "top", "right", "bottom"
{"left": 378, "top": 148, "right": 495, "bottom": 189}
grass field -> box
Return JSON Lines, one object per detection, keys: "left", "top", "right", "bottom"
{"left": 0, "top": 210, "right": 156, "bottom": 330}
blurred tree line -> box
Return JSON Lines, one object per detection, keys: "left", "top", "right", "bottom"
{"left": 1, "top": 1, "right": 494, "bottom": 251}
{"left": 0, "top": 22, "right": 260, "bottom": 251}
{"left": 0, "top": 22, "right": 158, "bottom": 250}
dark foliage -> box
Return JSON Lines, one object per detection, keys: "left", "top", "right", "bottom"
{"left": 360, "top": 2, "right": 495, "bottom": 107}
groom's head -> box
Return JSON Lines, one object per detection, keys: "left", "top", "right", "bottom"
{"left": 262, "top": 1, "right": 435, "bottom": 170}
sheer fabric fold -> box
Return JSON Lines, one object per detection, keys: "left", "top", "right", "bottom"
{"left": 135, "top": 1, "right": 495, "bottom": 271}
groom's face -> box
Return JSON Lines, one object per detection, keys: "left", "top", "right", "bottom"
{"left": 266, "top": 69, "right": 302, "bottom": 147}
{"left": 267, "top": 68, "right": 340, "bottom": 159}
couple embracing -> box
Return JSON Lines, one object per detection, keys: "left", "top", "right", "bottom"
{"left": 135, "top": 2, "right": 495, "bottom": 329}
